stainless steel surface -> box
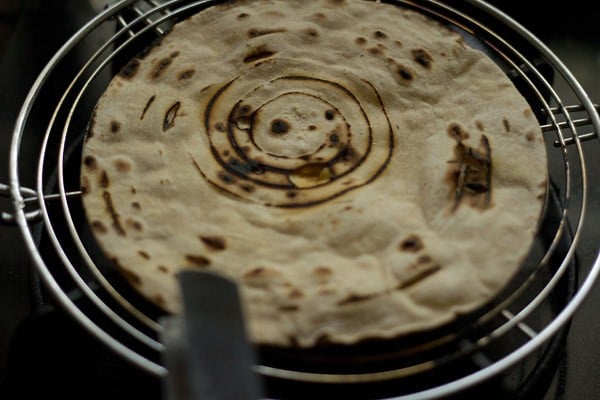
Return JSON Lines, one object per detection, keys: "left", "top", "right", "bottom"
{"left": 1, "top": 0, "right": 599, "bottom": 399}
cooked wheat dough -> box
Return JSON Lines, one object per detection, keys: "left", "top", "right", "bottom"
{"left": 81, "top": 0, "right": 547, "bottom": 347}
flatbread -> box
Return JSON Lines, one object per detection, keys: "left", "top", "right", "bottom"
{"left": 80, "top": 0, "right": 547, "bottom": 347}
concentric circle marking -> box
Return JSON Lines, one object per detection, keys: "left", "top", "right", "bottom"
{"left": 200, "top": 61, "right": 394, "bottom": 207}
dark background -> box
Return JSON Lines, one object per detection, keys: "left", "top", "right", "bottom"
{"left": 0, "top": 1, "right": 598, "bottom": 399}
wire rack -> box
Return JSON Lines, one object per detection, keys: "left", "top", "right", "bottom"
{"left": 3, "top": 0, "right": 600, "bottom": 398}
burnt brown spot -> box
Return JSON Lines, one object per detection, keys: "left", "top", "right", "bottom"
{"left": 374, "top": 30, "right": 387, "bottom": 39}
{"left": 215, "top": 122, "right": 226, "bottom": 132}
{"left": 526, "top": 132, "right": 536, "bottom": 142}
{"left": 399, "top": 235, "right": 424, "bottom": 252}
{"left": 243, "top": 46, "right": 277, "bottom": 63}
{"left": 150, "top": 57, "right": 172, "bottom": 79}
{"left": 240, "top": 183, "right": 255, "bottom": 193}
{"left": 100, "top": 171, "right": 109, "bottom": 188}
{"left": 126, "top": 218, "right": 143, "bottom": 232}
{"left": 288, "top": 288, "right": 304, "bottom": 299}
{"left": 237, "top": 13, "right": 249, "bottom": 19}
{"left": 314, "top": 266, "right": 332, "bottom": 278}
{"left": 344, "top": 205, "right": 353, "bottom": 211}
{"left": 157, "top": 265, "right": 169, "bottom": 273}
{"left": 271, "top": 119, "right": 290, "bottom": 134}
{"left": 218, "top": 171, "right": 236, "bottom": 184}
{"left": 368, "top": 47, "right": 382, "bottom": 56}
{"left": 398, "top": 65, "right": 413, "bottom": 81}
{"left": 185, "top": 254, "right": 211, "bottom": 268}
{"left": 177, "top": 69, "right": 196, "bottom": 81}
{"left": 447, "top": 123, "right": 470, "bottom": 141}
{"left": 244, "top": 267, "right": 265, "bottom": 279}
{"left": 247, "top": 28, "right": 286, "bottom": 38}
{"left": 412, "top": 48, "right": 433, "bottom": 68}
{"left": 120, "top": 269, "right": 142, "bottom": 286}
{"left": 355, "top": 37, "right": 367, "bottom": 45}
{"left": 152, "top": 295, "right": 165, "bottom": 307}
{"left": 329, "top": 133, "right": 340, "bottom": 145}
{"left": 338, "top": 293, "right": 376, "bottom": 305}
{"left": 398, "top": 265, "right": 441, "bottom": 289}
{"left": 83, "top": 156, "right": 97, "bottom": 171}
{"left": 140, "top": 95, "right": 156, "bottom": 120}
{"left": 200, "top": 236, "right": 226, "bottom": 251}
{"left": 131, "top": 202, "right": 141, "bottom": 210}
{"left": 119, "top": 59, "right": 140, "bottom": 79}
{"left": 325, "top": 110, "right": 335, "bottom": 120}
{"left": 163, "top": 101, "right": 181, "bottom": 131}
{"left": 476, "top": 121, "right": 484, "bottom": 131}
{"left": 113, "top": 159, "right": 132, "bottom": 173}
{"left": 394, "top": 40, "right": 403, "bottom": 47}
{"left": 313, "top": 12, "right": 326, "bottom": 20}
{"left": 131, "top": 186, "right": 137, "bottom": 194}
{"left": 305, "top": 28, "right": 319, "bottom": 38}
{"left": 170, "top": 51, "right": 180, "bottom": 58}
{"left": 446, "top": 135, "right": 492, "bottom": 211}
{"left": 503, "top": 118, "right": 510, "bottom": 132}
{"left": 103, "top": 191, "right": 126, "bottom": 236}
{"left": 286, "top": 191, "right": 297, "bottom": 198}
{"left": 138, "top": 251, "right": 150, "bottom": 259}
{"left": 309, "top": 125, "right": 317, "bottom": 131}
{"left": 91, "top": 220, "right": 107, "bottom": 234}
{"left": 110, "top": 121, "right": 120, "bottom": 133}
{"left": 81, "top": 176, "right": 90, "bottom": 196}
{"left": 279, "top": 305, "right": 300, "bottom": 312}
{"left": 523, "top": 108, "right": 532, "bottom": 118}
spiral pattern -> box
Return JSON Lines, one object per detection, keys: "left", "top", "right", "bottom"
{"left": 198, "top": 61, "right": 394, "bottom": 207}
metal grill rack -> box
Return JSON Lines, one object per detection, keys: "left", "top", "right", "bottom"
{"left": 2, "top": 0, "right": 600, "bottom": 398}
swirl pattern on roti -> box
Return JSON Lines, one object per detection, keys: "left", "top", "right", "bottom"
{"left": 81, "top": 0, "right": 547, "bottom": 347}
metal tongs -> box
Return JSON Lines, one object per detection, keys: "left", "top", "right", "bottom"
{"left": 160, "top": 271, "right": 263, "bottom": 400}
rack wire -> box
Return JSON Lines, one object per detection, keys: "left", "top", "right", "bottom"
{"left": 4, "top": 0, "right": 600, "bottom": 398}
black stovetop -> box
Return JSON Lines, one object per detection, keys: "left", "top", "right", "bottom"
{"left": 0, "top": 1, "right": 598, "bottom": 399}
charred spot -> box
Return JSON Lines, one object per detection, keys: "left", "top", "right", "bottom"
{"left": 140, "top": 95, "right": 156, "bottom": 120}
{"left": 157, "top": 265, "right": 169, "bottom": 273}
{"left": 325, "top": 110, "right": 335, "bottom": 120}
{"left": 163, "top": 101, "right": 181, "bottom": 131}
{"left": 244, "top": 267, "right": 265, "bottom": 279}
{"left": 523, "top": 108, "right": 532, "bottom": 118}
{"left": 374, "top": 30, "right": 387, "bottom": 39}
{"left": 200, "top": 236, "right": 226, "bottom": 251}
{"left": 237, "top": 13, "right": 249, "bottom": 19}
{"left": 447, "top": 123, "right": 470, "bottom": 141}
{"left": 329, "top": 133, "right": 340, "bottom": 145}
{"left": 288, "top": 288, "right": 304, "bottom": 299}
{"left": 313, "top": 12, "right": 326, "bottom": 19}
{"left": 476, "top": 121, "right": 484, "bottom": 131}
{"left": 368, "top": 47, "right": 382, "bottom": 56}
{"left": 337, "top": 144, "right": 357, "bottom": 163}
{"left": 170, "top": 51, "right": 180, "bottom": 58}
{"left": 337, "top": 293, "right": 376, "bottom": 305}
{"left": 120, "top": 269, "right": 142, "bottom": 286}
{"left": 247, "top": 28, "right": 286, "bottom": 38}
{"left": 526, "top": 132, "right": 536, "bottom": 142}
{"left": 271, "top": 118, "right": 290, "bottom": 134}
{"left": 103, "top": 191, "right": 126, "bottom": 236}
{"left": 399, "top": 235, "right": 423, "bottom": 252}
{"left": 131, "top": 186, "right": 137, "bottom": 194}
{"left": 228, "top": 157, "right": 264, "bottom": 175}
{"left": 113, "top": 159, "right": 132, "bottom": 173}
{"left": 397, "top": 265, "right": 441, "bottom": 289}
{"left": 279, "top": 305, "right": 299, "bottom": 312}
{"left": 215, "top": 122, "right": 226, "bottom": 132}
{"left": 152, "top": 295, "right": 165, "bottom": 306}
{"left": 286, "top": 191, "right": 297, "bottom": 198}
{"left": 503, "top": 118, "right": 510, "bottom": 132}
{"left": 344, "top": 205, "right": 353, "bottom": 210}
{"left": 119, "top": 58, "right": 140, "bottom": 79}
{"left": 218, "top": 171, "right": 236, "bottom": 184}
{"left": 131, "top": 202, "right": 141, "bottom": 210}
{"left": 126, "top": 218, "right": 143, "bottom": 232}
{"left": 185, "top": 254, "right": 211, "bottom": 268}
{"left": 412, "top": 48, "right": 433, "bottom": 68}
{"left": 446, "top": 135, "right": 492, "bottom": 211}
{"left": 150, "top": 57, "right": 173, "bottom": 79}
{"left": 240, "top": 146, "right": 250, "bottom": 154}
{"left": 177, "top": 69, "right": 196, "bottom": 81}
{"left": 394, "top": 40, "right": 403, "bottom": 47}
{"left": 398, "top": 65, "right": 413, "bottom": 81}
{"left": 314, "top": 266, "right": 332, "bottom": 279}
{"left": 91, "top": 220, "right": 107, "bottom": 234}
{"left": 305, "top": 28, "right": 319, "bottom": 38}
{"left": 83, "top": 156, "right": 97, "bottom": 171}
{"left": 243, "top": 46, "right": 277, "bottom": 63}
{"left": 355, "top": 37, "right": 367, "bottom": 45}
{"left": 80, "top": 177, "right": 90, "bottom": 196}
{"left": 100, "top": 171, "right": 110, "bottom": 188}
{"left": 309, "top": 125, "right": 317, "bottom": 131}
{"left": 110, "top": 121, "right": 120, "bottom": 133}
{"left": 240, "top": 183, "right": 255, "bottom": 193}
{"left": 138, "top": 251, "right": 150, "bottom": 259}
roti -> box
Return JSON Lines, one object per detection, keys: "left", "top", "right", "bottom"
{"left": 80, "top": 0, "right": 547, "bottom": 347}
